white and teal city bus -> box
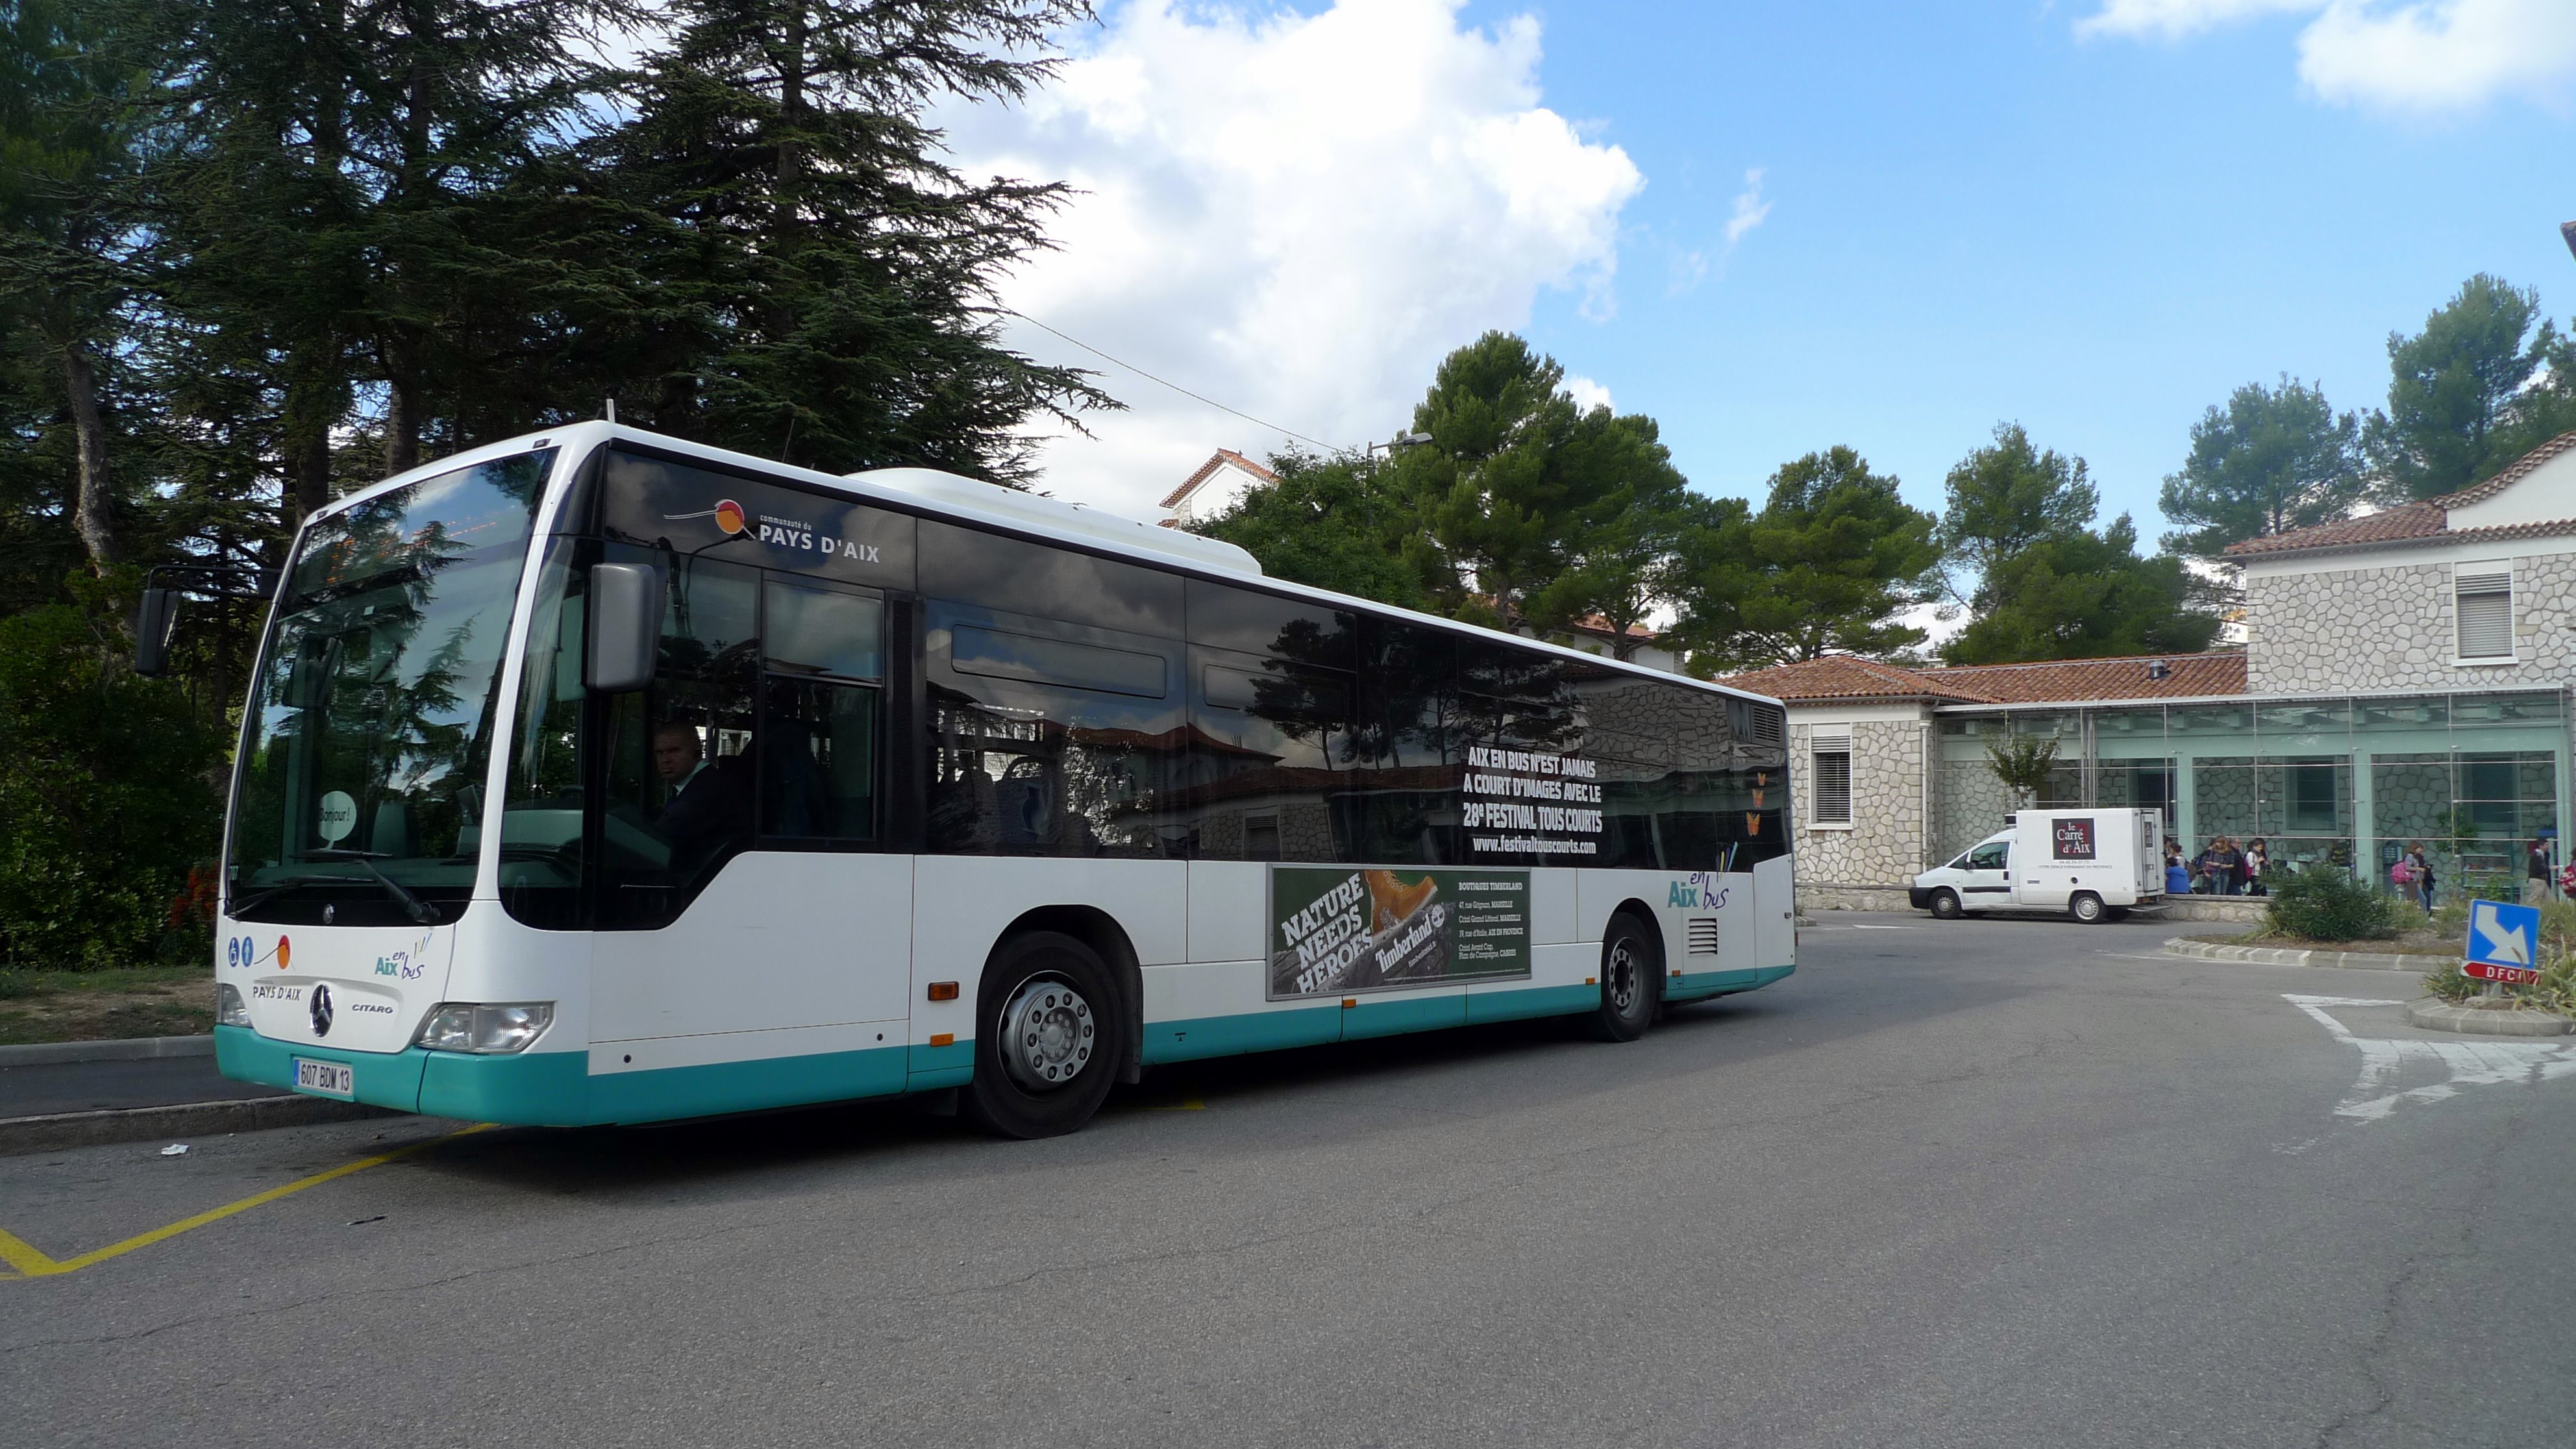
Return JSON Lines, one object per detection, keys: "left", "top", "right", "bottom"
{"left": 204, "top": 425, "right": 1796, "bottom": 1137}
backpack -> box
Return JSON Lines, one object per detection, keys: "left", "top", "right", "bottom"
{"left": 2389, "top": 860, "right": 2413, "bottom": 886}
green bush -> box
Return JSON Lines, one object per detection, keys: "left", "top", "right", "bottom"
{"left": 2264, "top": 863, "right": 2403, "bottom": 942}
{"left": 0, "top": 604, "right": 225, "bottom": 967}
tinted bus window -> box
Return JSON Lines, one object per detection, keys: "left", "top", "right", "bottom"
{"left": 1184, "top": 578, "right": 1356, "bottom": 669}
{"left": 952, "top": 625, "right": 1169, "bottom": 698}
{"left": 924, "top": 602, "right": 1183, "bottom": 858}
{"left": 1170, "top": 643, "right": 1357, "bottom": 862}
{"left": 919, "top": 519, "right": 1183, "bottom": 637}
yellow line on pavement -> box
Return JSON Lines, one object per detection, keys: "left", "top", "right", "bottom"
{"left": 0, "top": 1123, "right": 490, "bottom": 1280}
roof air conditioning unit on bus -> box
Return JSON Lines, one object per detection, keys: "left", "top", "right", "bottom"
{"left": 848, "top": 467, "right": 1265, "bottom": 578}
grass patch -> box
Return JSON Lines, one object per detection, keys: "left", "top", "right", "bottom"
{"left": 0, "top": 965, "right": 212, "bottom": 1046}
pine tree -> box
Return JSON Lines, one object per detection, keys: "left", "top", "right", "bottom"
{"left": 2157, "top": 377, "right": 2363, "bottom": 558}
{"left": 589, "top": 0, "right": 1109, "bottom": 481}
{"left": 2366, "top": 274, "right": 2559, "bottom": 501}
{"left": 1668, "top": 447, "right": 1938, "bottom": 671}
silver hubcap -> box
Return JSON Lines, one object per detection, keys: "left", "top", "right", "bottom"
{"left": 1000, "top": 976, "right": 1095, "bottom": 1091}
{"left": 1607, "top": 941, "right": 1642, "bottom": 1016}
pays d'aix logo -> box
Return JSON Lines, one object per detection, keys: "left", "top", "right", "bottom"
{"left": 664, "top": 497, "right": 880, "bottom": 564}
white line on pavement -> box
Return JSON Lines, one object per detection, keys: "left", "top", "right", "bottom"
{"left": 2284, "top": 993, "right": 2576, "bottom": 1124}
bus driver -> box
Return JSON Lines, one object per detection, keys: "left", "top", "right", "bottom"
{"left": 652, "top": 719, "right": 750, "bottom": 875}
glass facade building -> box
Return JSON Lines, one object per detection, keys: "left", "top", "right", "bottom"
{"left": 1932, "top": 689, "right": 2568, "bottom": 894}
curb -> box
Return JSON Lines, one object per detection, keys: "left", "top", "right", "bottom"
{"left": 2401, "top": 998, "right": 2576, "bottom": 1037}
{"left": 0, "top": 1034, "right": 214, "bottom": 1068}
{"left": 0, "top": 1095, "right": 386, "bottom": 1157}
{"left": 2161, "top": 937, "right": 2449, "bottom": 972}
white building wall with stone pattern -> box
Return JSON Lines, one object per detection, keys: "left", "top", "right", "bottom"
{"left": 1787, "top": 706, "right": 1931, "bottom": 908}
{"left": 1933, "top": 751, "right": 2015, "bottom": 864}
{"left": 2246, "top": 547, "right": 2576, "bottom": 695}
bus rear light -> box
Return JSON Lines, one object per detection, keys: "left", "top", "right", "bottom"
{"left": 417, "top": 1002, "right": 554, "bottom": 1054}
{"left": 216, "top": 983, "right": 250, "bottom": 1028}
{"left": 926, "top": 982, "right": 959, "bottom": 1001}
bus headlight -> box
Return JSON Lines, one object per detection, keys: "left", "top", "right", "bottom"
{"left": 216, "top": 983, "right": 250, "bottom": 1028}
{"left": 416, "top": 1002, "right": 554, "bottom": 1054}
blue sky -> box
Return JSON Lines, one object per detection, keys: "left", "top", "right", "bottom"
{"left": 1498, "top": 1, "right": 2576, "bottom": 533}
{"left": 955, "top": 1, "right": 2576, "bottom": 536}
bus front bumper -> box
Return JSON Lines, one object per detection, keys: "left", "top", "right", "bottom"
{"left": 215, "top": 1024, "right": 592, "bottom": 1124}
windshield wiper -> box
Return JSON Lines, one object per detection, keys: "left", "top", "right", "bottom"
{"left": 295, "top": 849, "right": 443, "bottom": 924}
{"left": 227, "top": 874, "right": 356, "bottom": 917}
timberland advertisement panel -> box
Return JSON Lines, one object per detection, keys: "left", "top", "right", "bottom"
{"left": 1267, "top": 866, "right": 1532, "bottom": 1000}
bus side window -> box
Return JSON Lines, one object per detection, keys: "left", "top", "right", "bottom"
{"left": 924, "top": 600, "right": 1182, "bottom": 859}
{"left": 760, "top": 578, "right": 884, "bottom": 843}
{"left": 1345, "top": 619, "right": 1460, "bottom": 864}
{"left": 597, "top": 550, "right": 759, "bottom": 928}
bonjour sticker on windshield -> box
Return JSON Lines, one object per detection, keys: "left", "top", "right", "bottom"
{"left": 1267, "top": 866, "right": 1531, "bottom": 1000}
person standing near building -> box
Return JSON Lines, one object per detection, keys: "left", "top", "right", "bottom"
{"left": 2409, "top": 842, "right": 2436, "bottom": 915}
{"left": 2528, "top": 838, "right": 2554, "bottom": 908}
{"left": 2246, "top": 838, "right": 2270, "bottom": 897}
{"left": 2215, "top": 837, "right": 2245, "bottom": 896}
{"left": 2164, "top": 850, "right": 2192, "bottom": 897}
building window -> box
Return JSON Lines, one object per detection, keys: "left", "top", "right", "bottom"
{"left": 2454, "top": 567, "right": 2513, "bottom": 660}
{"left": 1811, "top": 731, "right": 1852, "bottom": 826}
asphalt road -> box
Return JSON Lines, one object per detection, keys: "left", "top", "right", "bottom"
{"left": 6, "top": 913, "right": 2572, "bottom": 1448}
{"left": 0, "top": 1054, "right": 283, "bottom": 1118}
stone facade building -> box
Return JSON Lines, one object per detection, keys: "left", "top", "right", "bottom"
{"left": 1722, "top": 432, "right": 2576, "bottom": 910}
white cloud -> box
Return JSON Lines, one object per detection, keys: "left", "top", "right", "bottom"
{"left": 2077, "top": 0, "right": 2314, "bottom": 41}
{"left": 1668, "top": 167, "right": 1769, "bottom": 297}
{"left": 1563, "top": 375, "right": 1613, "bottom": 413}
{"left": 2080, "top": 0, "right": 2576, "bottom": 112}
{"left": 941, "top": 0, "right": 1644, "bottom": 515}
{"left": 1724, "top": 168, "right": 1773, "bottom": 244}
{"left": 2298, "top": 0, "right": 2576, "bottom": 109}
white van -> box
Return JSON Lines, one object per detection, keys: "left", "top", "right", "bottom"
{"left": 1909, "top": 809, "right": 2164, "bottom": 924}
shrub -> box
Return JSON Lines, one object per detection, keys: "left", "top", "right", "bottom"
{"left": 0, "top": 604, "right": 225, "bottom": 967}
{"left": 2265, "top": 862, "right": 2403, "bottom": 942}
{"left": 2421, "top": 968, "right": 2476, "bottom": 1004}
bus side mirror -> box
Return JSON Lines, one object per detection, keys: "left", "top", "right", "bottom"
{"left": 134, "top": 588, "right": 179, "bottom": 676}
{"left": 586, "top": 563, "right": 665, "bottom": 693}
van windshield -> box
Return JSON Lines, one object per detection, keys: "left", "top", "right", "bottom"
{"left": 225, "top": 451, "right": 554, "bottom": 924}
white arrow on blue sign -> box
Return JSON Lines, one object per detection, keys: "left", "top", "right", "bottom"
{"left": 2466, "top": 898, "right": 2539, "bottom": 969}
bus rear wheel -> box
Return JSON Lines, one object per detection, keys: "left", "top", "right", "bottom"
{"left": 1587, "top": 913, "right": 1661, "bottom": 1043}
{"left": 965, "top": 931, "right": 1122, "bottom": 1139}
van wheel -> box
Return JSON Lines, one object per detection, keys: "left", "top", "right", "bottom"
{"left": 1587, "top": 913, "right": 1662, "bottom": 1043}
{"left": 965, "top": 932, "right": 1122, "bottom": 1139}
{"left": 2069, "top": 892, "right": 2107, "bottom": 925}
{"left": 1929, "top": 889, "right": 1963, "bottom": 921}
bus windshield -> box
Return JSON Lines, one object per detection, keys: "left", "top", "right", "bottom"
{"left": 225, "top": 451, "right": 554, "bottom": 924}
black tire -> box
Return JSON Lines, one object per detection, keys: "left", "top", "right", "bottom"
{"left": 1929, "top": 889, "right": 1963, "bottom": 921}
{"left": 2069, "top": 891, "right": 2107, "bottom": 925}
{"left": 963, "top": 931, "right": 1124, "bottom": 1139}
{"left": 1587, "top": 913, "right": 1662, "bottom": 1043}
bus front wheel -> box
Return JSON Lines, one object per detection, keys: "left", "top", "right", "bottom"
{"left": 1587, "top": 914, "right": 1662, "bottom": 1043}
{"left": 965, "top": 931, "right": 1123, "bottom": 1139}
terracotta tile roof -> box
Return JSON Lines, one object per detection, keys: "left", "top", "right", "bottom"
{"left": 2224, "top": 430, "right": 2576, "bottom": 558}
{"left": 1920, "top": 650, "right": 2246, "bottom": 703}
{"left": 1718, "top": 654, "right": 1998, "bottom": 703}
{"left": 1159, "top": 449, "right": 1279, "bottom": 510}
{"left": 1721, "top": 650, "right": 2249, "bottom": 706}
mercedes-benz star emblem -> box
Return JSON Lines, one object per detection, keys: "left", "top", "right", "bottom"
{"left": 309, "top": 983, "right": 334, "bottom": 1037}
